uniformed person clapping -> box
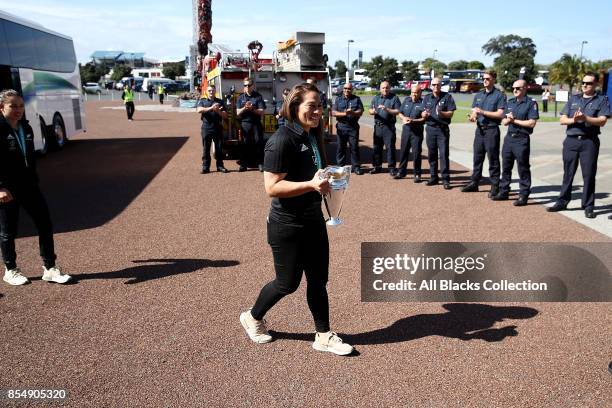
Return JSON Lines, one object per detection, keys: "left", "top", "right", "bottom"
{"left": 196, "top": 84, "right": 229, "bottom": 174}
{"left": 492, "top": 79, "right": 539, "bottom": 206}
{"left": 369, "top": 81, "right": 401, "bottom": 176}
{"left": 331, "top": 83, "right": 364, "bottom": 174}
{"left": 547, "top": 72, "right": 610, "bottom": 218}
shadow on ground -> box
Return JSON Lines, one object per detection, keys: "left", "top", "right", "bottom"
{"left": 270, "top": 303, "right": 538, "bottom": 345}
{"left": 72, "top": 258, "right": 239, "bottom": 284}
{"left": 18, "top": 137, "right": 188, "bottom": 237}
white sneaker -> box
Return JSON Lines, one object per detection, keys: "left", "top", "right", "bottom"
{"left": 41, "top": 266, "right": 72, "bottom": 284}
{"left": 312, "top": 332, "right": 354, "bottom": 356}
{"left": 240, "top": 309, "right": 273, "bottom": 344}
{"left": 3, "top": 267, "right": 29, "bottom": 286}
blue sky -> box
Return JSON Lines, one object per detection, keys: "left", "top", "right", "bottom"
{"left": 1, "top": 0, "right": 610, "bottom": 66}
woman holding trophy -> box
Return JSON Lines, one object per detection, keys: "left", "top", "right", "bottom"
{"left": 240, "top": 83, "right": 354, "bottom": 356}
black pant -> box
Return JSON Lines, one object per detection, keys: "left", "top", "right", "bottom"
{"left": 500, "top": 134, "right": 531, "bottom": 197}
{"left": 426, "top": 125, "right": 450, "bottom": 182}
{"left": 251, "top": 217, "right": 330, "bottom": 333}
{"left": 125, "top": 102, "right": 135, "bottom": 120}
{"left": 398, "top": 125, "right": 424, "bottom": 176}
{"left": 201, "top": 126, "right": 224, "bottom": 170}
{"left": 558, "top": 135, "right": 600, "bottom": 209}
{"left": 542, "top": 100, "right": 548, "bottom": 113}
{"left": 336, "top": 125, "right": 360, "bottom": 169}
{"left": 471, "top": 126, "right": 500, "bottom": 185}
{"left": 0, "top": 186, "right": 56, "bottom": 270}
{"left": 159, "top": 94, "right": 164, "bottom": 104}
{"left": 240, "top": 121, "right": 264, "bottom": 167}
{"left": 372, "top": 123, "right": 396, "bottom": 169}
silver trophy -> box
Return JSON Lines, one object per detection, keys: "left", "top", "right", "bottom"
{"left": 320, "top": 165, "right": 352, "bottom": 226}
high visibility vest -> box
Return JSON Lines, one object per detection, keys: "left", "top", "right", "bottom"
{"left": 123, "top": 88, "right": 134, "bottom": 103}
{"left": 158, "top": 85, "right": 164, "bottom": 94}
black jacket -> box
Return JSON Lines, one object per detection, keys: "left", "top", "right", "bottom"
{"left": 0, "top": 115, "right": 38, "bottom": 191}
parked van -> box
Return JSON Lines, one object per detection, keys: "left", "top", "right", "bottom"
{"left": 142, "top": 77, "right": 173, "bottom": 92}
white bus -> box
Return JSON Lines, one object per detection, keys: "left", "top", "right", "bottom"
{"left": 0, "top": 11, "right": 85, "bottom": 154}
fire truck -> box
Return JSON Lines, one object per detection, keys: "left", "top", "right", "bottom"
{"left": 200, "top": 32, "right": 330, "bottom": 158}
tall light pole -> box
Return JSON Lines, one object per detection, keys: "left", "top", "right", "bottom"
{"left": 346, "top": 39, "right": 354, "bottom": 83}
{"left": 580, "top": 40, "right": 588, "bottom": 60}
{"left": 433, "top": 49, "right": 438, "bottom": 60}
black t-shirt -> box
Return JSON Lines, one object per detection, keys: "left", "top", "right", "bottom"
{"left": 263, "top": 123, "right": 325, "bottom": 224}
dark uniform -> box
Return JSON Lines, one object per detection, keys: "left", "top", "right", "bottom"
{"left": 236, "top": 91, "right": 266, "bottom": 169}
{"left": 397, "top": 96, "right": 425, "bottom": 178}
{"left": 196, "top": 96, "right": 227, "bottom": 172}
{"left": 470, "top": 88, "right": 506, "bottom": 187}
{"left": 275, "top": 99, "right": 286, "bottom": 129}
{"left": 422, "top": 92, "right": 456, "bottom": 183}
{"left": 0, "top": 116, "right": 56, "bottom": 270}
{"left": 556, "top": 92, "right": 611, "bottom": 211}
{"left": 370, "top": 93, "right": 401, "bottom": 172}
{"left": 333, "top": 93, "right": 363, "bottom": 171}
{"left": 499, "top": 96, "right": 539, "bottom": 198}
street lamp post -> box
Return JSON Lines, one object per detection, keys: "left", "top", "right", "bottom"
{"left": 346, "top": 39, "right": 354, "bottom": 83}
{"left": 580, "top": 40, "right": 588, "bottom": 60}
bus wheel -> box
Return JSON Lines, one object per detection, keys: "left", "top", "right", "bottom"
{"left": 52, "top": 114, "right": 67, "bottom": 149}
{"left": 39, "top": 119, "right": 49, "bottom": 156}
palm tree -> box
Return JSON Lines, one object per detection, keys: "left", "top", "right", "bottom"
{"left": 549, "top": 54, "right": 587, "bottom": 92}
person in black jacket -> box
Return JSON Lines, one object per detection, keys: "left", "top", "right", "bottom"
{"left": 0, "top": 90, "right": 71, "bottom": 286}
{"left": 239, "top": 83, "right": 354, "bottom": 356}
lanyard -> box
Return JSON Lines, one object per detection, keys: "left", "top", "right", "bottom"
{"left": 306, "top": 132, "right": 322, "bottom": 170}
{"left": 13, "top": 125, "right": 28, "bottom": 166}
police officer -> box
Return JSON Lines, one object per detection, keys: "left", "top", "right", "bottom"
{"left": 0, "top": 90, "right": 71, "bottom": 286}
{"left": 396, "top": 84, "right": 425, "bottom": 181}
{"left": 492, "top": 79, "right": 539, "bottom": 206}
{"left": 462, "top": 70, "right": 506, "bottom": 197}
{"left": 421, "top": 77, "right": 456, "bottom": 188}
{"left": 306, "top": 77, "right": 329, "bottom": 115}
{"left": 332, "top": 82, "right": 364, "bottom": 174}
{"left": 121, "top": 83, "right": 135, "bottom": 121}
{"left": 547, "top": 72, "right": 610, "bottom": 218}
{"left": 369, "top": 81, "right": 401, "bottom": 176}
{"left": 196, "top": 84, "right": 229, "bottom": 174}
{"left": 158, "top": 83, "right": 165, "bottom": 104}
{"left": 236, "top": 77, "right": 266, "bottom": 172}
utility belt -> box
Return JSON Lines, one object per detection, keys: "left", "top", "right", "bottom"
{"left": 426, "top": 122, "right": 448, "bottom": 129}
{"left": 508, "top": 132, "right": 529, "bottom": 139}
{"left": 375, "top": 120, "right": 394, "bottom": 127}
{"left": 567, "top": 133, "right": 597, "bottom": 141}
{"left": 476, "top": 123, "right": 499, "bottom": 131}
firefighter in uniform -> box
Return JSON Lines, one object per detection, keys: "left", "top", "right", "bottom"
{"left": 121, "top": 83, "right": 135, "bottom": 121}
{"left": 396, "top": 84, "right": 425, "bottom": 181}
{"left": 462, "top": 70, "right": 506, "bottom": 197}
{"left": 421, "top": 77, "right": 456, "bottom": 188}
{"left": 369, "top": 81, "right": 401, "bottom": 176}
{"left": 492, "top": 79, "right": 539, "bottom": 206}
{"left": 331, "top": 82, "right": 364, "bottom": 174}
{"left": 547, "top": 72, "right": 610, "bottom": 218}
{"left": 196, "top": 84, "right": 229, "bottom": 174}
{"left": 236, "top": 78, "right": 266, "bottom": 172}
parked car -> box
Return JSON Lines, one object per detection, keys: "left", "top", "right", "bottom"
{"left": 331, "top": 81, "right": 346, "bottom": 96}
{"left": 83, "top": 82, "right": 103, "bottom": 94}
{"left": 460, "top": 80, "right": 484, "bottom": 93}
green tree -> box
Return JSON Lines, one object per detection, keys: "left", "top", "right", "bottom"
{"left": 327, "top": 65, "right": 337, "bottom": 79}
{"left": 448, "top": 60, "right": 468, "bottom": 71}
{"left": 351, "top": 59, "right": 359, "bottom": 69}
{"left": 334, "top": 60, "right": 347, "bottom": 79}
{"left": 420, "top": 58, "right": 447, "bottom": 76}
{"left": 400, "top": 60, "right": 419, "bottom": 81}
{"left": 79, "top": 62, "right": 109, "bottom": 84}
{"left": 549, "top": 54, "right": 586, "bottom": 92}
{"left": 362, "top": 55, "right": 403, "bottom": 87}
{"left": 586, "top": 59, "right": 612, "bottom": 82}
{"left": 162, "top": 61, "right": 186, "bottom": 80}
{"left": 111, "top": 65, "right": 132, "bottom": 81}
{"left": 482, "top": 34, "right": 537, "bottom": 89}
{"left": 467, "top": 60, "right": 485, "bottom": 70}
